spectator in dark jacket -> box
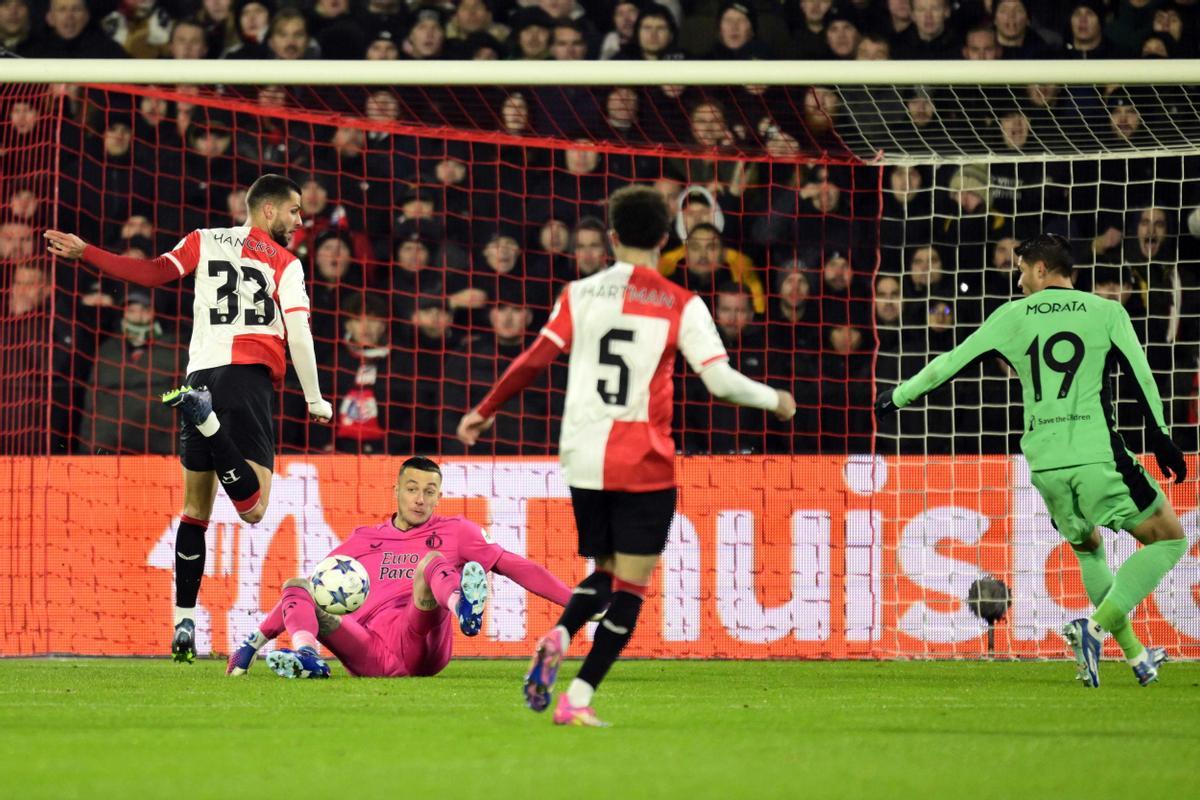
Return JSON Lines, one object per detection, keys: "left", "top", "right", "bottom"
{"left": 19, "top": 0, "right": 128, "bottom": 58}
{"left": 80, "top": 289, "right": 178, "bottom": 454}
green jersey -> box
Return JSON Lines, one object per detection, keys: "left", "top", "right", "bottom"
{"left": 892, "top": 287, "right": 1169, "bottom": 471}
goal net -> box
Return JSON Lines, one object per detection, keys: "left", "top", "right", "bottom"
{"left": 0, "top": 65, "right": 1196, "bottom": 660}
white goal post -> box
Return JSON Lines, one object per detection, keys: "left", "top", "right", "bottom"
{"left": 6, "top": 57, "right": 1200, "bottom": 85}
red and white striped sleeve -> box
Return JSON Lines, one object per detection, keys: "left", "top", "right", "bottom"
{"left": 538, "top": 288, "right": 573, "bottom": 352}
{"left": 677, "top": 294, "right": 728, "bottom": 373}
{"left": 276, "top": 258, "right": 311, "bottom": 315}
{"left": 162, "top": 230, "right": 203, "bottom": 277}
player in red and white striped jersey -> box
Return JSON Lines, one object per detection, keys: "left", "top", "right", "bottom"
{"left": 45, "top": 174, "right": 333, "bottom": 663}
{"left": 456, "top": 185, "right": 795, "bottom": 726}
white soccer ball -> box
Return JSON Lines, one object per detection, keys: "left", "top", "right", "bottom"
{"left": 310, "top": 555, "right": 370, "bottom": 615}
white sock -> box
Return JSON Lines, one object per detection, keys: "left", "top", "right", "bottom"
{"left": 173, "top": 606, "right": 194, "bottom": 627}
{"left": 447, "top": 590, "right": 461, "bottom": 612}
{"left": 1086, "top": 618, "right": 1105, "bottom": 638}
{"left": 554, "top": 624, "right": 571, "bottom": 648}
{"left": 1126, "top": 646, "right": 1148, "bottom": 666}
{"left": 196, "top": 412, "right": 220, "bottom": 438}
{"left": 245, "top": 631, "right": 268, "bottom": 651}
{"left": 566, "top": 678, "right": 594, "bottom": 708}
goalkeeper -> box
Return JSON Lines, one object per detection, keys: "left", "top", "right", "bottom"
{"left": 225, "top": 457, "right": 572, "bottom": 679}
{"left": 876, "top": 234, "right": 1188, "bottom": 688}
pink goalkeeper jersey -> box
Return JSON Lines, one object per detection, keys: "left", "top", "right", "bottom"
{"left": 541, "top": 262, "right": 728, "bottom": 492}
{"left": 328, "top": 514, "right": 503, "bottom": 625}
{"left": 166, "top": 226, "right": 310, "bottom": 383}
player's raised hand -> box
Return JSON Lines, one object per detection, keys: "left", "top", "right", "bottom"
{"left": 874, "top": 387, "right": 898, "bottom": 420}
{"left": 773, "top": 389, "right": 796, "bottom": 421}
{"left": 457, "top": 409, "right": 494, "bottom": 446}
{"left": 307, "top": 399, "right": 333, "bottom": 423}
{"left": 44, "top": 230, "right": 88, "bottom": 260}
{"left": 1147, "top": 429, "right": 1187, "bottom": 483}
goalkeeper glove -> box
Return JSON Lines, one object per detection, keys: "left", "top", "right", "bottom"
{"left": 874, "top": 387, "right": 898, "bottom": 421}
{"left": 1147, "top": 429, "right": 1187, "bottom": 483}
{"left": 308, "top": 399, "right": 333, "bottom": 422}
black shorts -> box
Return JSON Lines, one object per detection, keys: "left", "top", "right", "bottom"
{"left": 569, "top": 487, "right": 677, "bottom": 558}
{"left": 179, "top": 364, "right": 276, "bottom": 472}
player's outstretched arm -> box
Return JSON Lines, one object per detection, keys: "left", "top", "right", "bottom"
{"left": 887, "top": 303, "right": 1015, "bottom": 414}
{"left": 44, "top": 229, "right": 188, "bottom": 287}
{"left": 277, "top": 260, "right": 332, "bottom": 422}
{"left": 697, "top": 361, "right": 795, "bottom": 420}
{"left": 1109, "top": 306, "right": 1187, "bottom": 482}
{"left": 283, "top": 309, "right": 332, "bottom": 422}
{"left": 491, "top": 551, "right": 573, "bottom": 606}
{"left": 677, "top": 296, "right": 795, "bottom": 420}
{"left": 457, "top": 334, "right": 562, "bottom": 445}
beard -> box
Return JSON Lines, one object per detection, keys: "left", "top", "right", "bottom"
{"left": 269, "top": 222, "right": 292, "bottom": 248}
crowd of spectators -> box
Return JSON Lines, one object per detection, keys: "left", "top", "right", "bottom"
{"left": 1, "top": 0, "right": 1199, "bottom": 457}
{"left": 5, "top": 0, "right": 1200, "bottom": 63}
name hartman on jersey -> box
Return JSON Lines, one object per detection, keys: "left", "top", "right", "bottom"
{"left": 1026, "top": 300, "right": 1087, "bottom": 315}
{"left": 581, "top": 283, "right": 676, "bottom": 308}
{"left": 212, "top": 232, "right": 277, "bottom": 257}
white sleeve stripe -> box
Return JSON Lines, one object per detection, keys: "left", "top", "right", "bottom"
{"left": 540, "top": 329, "right": 566, "bottom": 348}
{"left": 164, "top": 252, "right": 185, "bottom": 275}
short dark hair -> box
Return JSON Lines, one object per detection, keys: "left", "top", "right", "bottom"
{"left": 716, "top": 280, "right": 749, "bottom": 298}
{"left": 170, "top": 19, "right": 206, "bottom": 42}
{"left": 687, "top": 222, "right": 722, "bottom": 241}
{"left": 682, "top": 190, "right": 712, "bottom": 210}
{"left": 573, "top": 215, "right": 607, "bottom": 238}
{"left": 399, "top": 456, "right": 441, "bottom": 480}
{"left": 608, "top": 185, "right": 669, "bottom": 250}
{"left": 1015, "top": 233, "right": 1073, "bottom": 277}
{"left": 341, "top": 291, "right": 388, "bottom": 318}
{"left": 246, "top": 174, "right": 301, "bottom": 212}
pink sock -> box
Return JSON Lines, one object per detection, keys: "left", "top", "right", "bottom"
{"left": 423, "top": 556, "right": 461, "bottom": 610}
{"left": 259, "top": 600, "right": 285, "bottom": 639}
{"left": 292, "top": 631, "right": 319, "bottom": 651}
{"left": 281, "top": 586, "right": 319, "bottom": 646}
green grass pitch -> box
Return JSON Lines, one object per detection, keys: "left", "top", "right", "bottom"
{"left": 1, "top": 658, "right": 1198, "bottom": 799}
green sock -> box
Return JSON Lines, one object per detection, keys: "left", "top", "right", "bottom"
{"left": 1073, "top": 542, "right": 1143, "bottom": 659}
{"left": 1092, "top": 538, "right": 1188, "bottom": 633}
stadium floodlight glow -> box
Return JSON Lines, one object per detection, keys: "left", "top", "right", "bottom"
{"left": 5, "top": 58, "right": 1200, "bottom": 86}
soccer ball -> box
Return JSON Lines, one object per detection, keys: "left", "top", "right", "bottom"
{"left": 310, "top": 555, "right": 370, "bottom": 615}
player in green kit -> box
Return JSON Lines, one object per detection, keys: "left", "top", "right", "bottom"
{"left": 876, "top": 234, "right": 1189, "bottom": 688}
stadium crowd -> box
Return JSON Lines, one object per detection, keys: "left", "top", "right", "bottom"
{"left": 1, "top": 0, "right": 1198, "bottom": 457}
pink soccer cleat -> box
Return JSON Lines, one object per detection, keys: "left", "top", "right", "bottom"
{"left": 524, "top": 626, "right": 567, "bottom": 712}
{"left": 552, "top": 694, "right": 609, "bottom": 727}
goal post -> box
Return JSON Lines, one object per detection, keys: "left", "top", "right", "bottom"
{"left": 0, "top": 59, "right": 1196, "bottom": 660}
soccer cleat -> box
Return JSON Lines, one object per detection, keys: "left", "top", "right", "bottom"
{"left": 171, "top": 619, "right": 197, "bottom": 664}
{"left": 225, "top": 634, "right": 260, "bottom": 676}
{"left": 455, "top": 561, "right": 488, "bottom": 637}
{"left": 1062, "top": 618, "right": 1103, "bottom": 688}
{"left": 552, "top": 694, "right": 610, "bottom": 728}
{"left": 265, "top": 646, "right": 330, "bottom": 679}
{"left": 524, "top": 626, "right": 568, "bottom": 712}
{"left": 1131, "top": 646, "right": 1168, "bottom": 687}
{"left": 161, "top": 384, "right": 212, "bottom": 427}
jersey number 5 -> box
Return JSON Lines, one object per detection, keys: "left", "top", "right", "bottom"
{"left": 208, "top": 260, "right": 276, "bottom": 327}
{"left": 1025, "top": 332, "right": 1084, "bottom": 401}
{"left": 597, "top": 328, "right": 635, "bottom": 406}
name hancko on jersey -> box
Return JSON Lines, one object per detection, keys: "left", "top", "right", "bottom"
{"left": 212, "top": 232, "right": 277, "bottom": 257}
{"left": 1026, "top": 300, "right": 1087, "bottom": 315}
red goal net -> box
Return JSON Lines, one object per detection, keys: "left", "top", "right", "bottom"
{"left": 2, "top": 81, "right": 1196, "bottom": 660}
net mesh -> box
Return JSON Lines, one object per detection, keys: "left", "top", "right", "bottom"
{"left": 1, "top": 80, "right": 1197, "bottom": 659}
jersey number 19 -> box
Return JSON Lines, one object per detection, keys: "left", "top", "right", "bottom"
{"left": 1025, "top": 332, "right": 1084, "bottom": 401}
